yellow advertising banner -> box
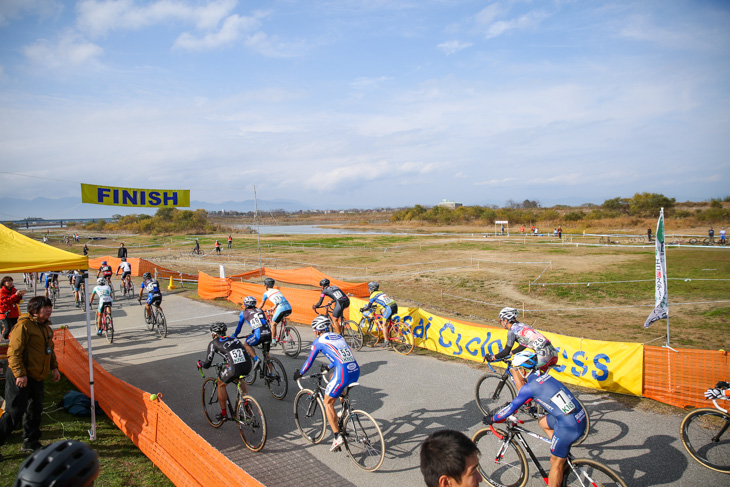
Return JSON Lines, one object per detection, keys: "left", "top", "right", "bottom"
{"left": 80, "top": 183, "right": 190, "bottom": 208}
{"left": 351, "top": 298, "right": 643, "bottom": 396}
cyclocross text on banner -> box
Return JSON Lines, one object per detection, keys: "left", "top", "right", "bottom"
{"left": 81, "top": 184, "right": 190, "bottom": 208}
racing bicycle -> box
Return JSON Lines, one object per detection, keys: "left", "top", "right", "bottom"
{"left": 680, "top": 381, "right": 730, "bottom": 473}
{"left": 475, "top": 357, "right": 590, "bottom": 445}
{"left": 120, "top": 275, "right": 134, "bottom": 297}
{"left": 140, "top": 299, "right": 167, "bottom": 338}
{"left": 294, "top": 364, "right": 385, "bottom": 471}
{"left": 242, "top": 340, "right": 288, "bottom": 400}
{"left": 359, "top": 309, "right": 415, "bottom": 355}
{"left": 99, "top": 304, "right": 114, "bottom": 344}
{"left": 264, "top": 308, "right": 302, "bottom": 358}
{"left": 315, "top": 302, "right": 363, "bottom": 351}
{"left": 473, "top": 414, "right": 627, "bottom": 486}
{"left": 199, "top": 362, "right": 267, "bottom": 452}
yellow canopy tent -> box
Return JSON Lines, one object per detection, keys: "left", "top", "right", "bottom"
{"left": 0, "top": 223, "right": 87, "bottom": 272}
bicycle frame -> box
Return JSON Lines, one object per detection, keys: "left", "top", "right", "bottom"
{"left": 296, "top": 365, "right": 353, "bottom": 431}
{"left": 200, "top": 363, "right": 247, "bottom": 423}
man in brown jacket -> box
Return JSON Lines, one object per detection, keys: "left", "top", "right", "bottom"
{"left": 0, "top": 296, "right": 60, "bottom": 460}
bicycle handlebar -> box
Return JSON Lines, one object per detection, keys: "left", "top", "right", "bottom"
{"left": 295, "top": 364, "right": 331, "bottom": 391}
{"left": 197, "top": 362, "right": 225, "bottom": 378}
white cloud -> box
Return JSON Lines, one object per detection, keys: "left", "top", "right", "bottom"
{"left": 174, "top": 13, "right": 259, "bottom": 50}
{"left": 475, "top": 177, "right": 519, "bottom": 186}
{"left": 23, "top": 31, "right": 103, "bottom": 69}
{"left": 484, "top": 10, "right": 548, "bottom": 39}
{"left": 304, "top": 161, "right": 435, "bottom": 190}
{"left": 350, "top": 76, "right": 391, "bottom": 92}
{"left": 0, "top": 0, "right": 61, "bottom": 26}
{"left": 437, "top": 40, "right": 473, "bottom": 55}
{"left": 242, "top": 31, "right": 311, "bottom": 58}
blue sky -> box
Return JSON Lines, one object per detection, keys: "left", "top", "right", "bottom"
{"left": 1, "top": 0, "right": 729, "bottom": 213}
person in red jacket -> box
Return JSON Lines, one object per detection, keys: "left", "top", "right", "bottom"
{"left": 1, "top": 276, "right": 26, "bottom": 339}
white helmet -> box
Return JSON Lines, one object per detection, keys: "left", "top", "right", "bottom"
{"left": 512, "top": 350, "right": 538, "bottom": 370}
{"left": 311, "top": 315, "right": 331, "bottom": 333}
{"left": 498, "top": 307, "right": 519, "bottom": 323}
{"left": 97, "top": 277, "right": 106, "bottom": 285}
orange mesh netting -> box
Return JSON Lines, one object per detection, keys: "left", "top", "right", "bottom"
{"left": 228, "top": 280, "right": 334, "bottom": 325}
{"left": 229, "top": 266, "right": 368, "bottom": 297}
{"left": 197, "top": 272, "right": 230, "bottom": 300}
{"left": 54, "top": 328, "right": 263, "bottom": 487}
{"left": 643, "top": 346, "right": 730, "bottom": 409}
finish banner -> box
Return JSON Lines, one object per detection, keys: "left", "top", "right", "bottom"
{"left": 351, "top": 300, "right": 643, "bottom": 396}
{"left": 81, "top": 183, "right": 190, "bottom": 208}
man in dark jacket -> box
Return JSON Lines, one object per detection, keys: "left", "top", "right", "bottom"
{"left": 0, "top": 296, "right": 61, "bottom": 459}
{"left": 1, "top": 276, "right": 26, "bottom": 339}
{"left": 117, "top": 242, "right": 128, "bottom": 259}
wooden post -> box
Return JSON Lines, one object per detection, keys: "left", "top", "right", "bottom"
{"left": 528, "top": 281, "right": 531, "bottom": 293}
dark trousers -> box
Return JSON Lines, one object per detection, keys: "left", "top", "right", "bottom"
{"left": 0, "top": 368, "right": 45, "bottom": 446}
{"left": 2, "top": 316, "right": 18, "bottom": 339}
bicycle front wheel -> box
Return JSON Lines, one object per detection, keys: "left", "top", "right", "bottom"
{"left": 363, "top": 319, "right": 382, "bottom": 347}
{"left": 475, "top": 372, "right": 516, "bottom": 416}
{"left": 472, "top": 427, "right": 528, "bottom": 487}
{"left": 105, "top": 314, "right": 114, "bottom": 343}
{"left": 680, "top": 407, "right": 730, "bottom": 473}
{"left": 202, "top": 378, "right": 224, "bottom": 427}
{"left": 144, "top": 306, "right": 154, "bottom": 331}
{"left": 264, "top": 357, "right": 288, "bottom": 400}
{"left": 155, "top": 308, "right": 167, "bottom": 338}
{"left": 294, "top": 389, "right": 327, "bottom": 444}
{"left": 280, "top": 325, "right": 302, "bottom": 358}
{"left": 342, "top": 320, "right": 364, "bottom": 351}
{"left": 343, "top": 409, "right": 385, "bottom": 472}
{"left": 563, "top": 459, "right": 627, "bottom": 487}
{"left": 237, "top": 395, "right": 267, "bottom": 452}
{"left": 389, "top": 322, "right": 415, "bottom": 355}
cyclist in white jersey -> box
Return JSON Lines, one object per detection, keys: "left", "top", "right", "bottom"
{"left": 260, "top": 278, "right": 292, "bottom": 345}
{"left": 89, "top": 277, "right": 113, "bottom": 336}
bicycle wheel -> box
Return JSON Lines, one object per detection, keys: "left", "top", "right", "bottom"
{"left": 689, "top": 238, "right": 698, "bottom": 244}
{"left": 104, "top": 314, "right": 114, "bottom": 343}
{"left": 144, "top": 306, "right": 154, "bottom": 331}
{"left": 389, "top": 322, "right": 415, "bottom": 355}
{"left": 237, "top": 395, "right": 267, "bottom": 452}
{"left": 264, "top": 357, "right": 288, "bottom": 400}
{"left": 280, "top": 325, "right": 302, "bottom": 358}
{"left": 563, "top": 459, "right": 627, "bottom": 487}
{"left": 342, "top": 409, "right": 385, "bottom": 472}
{"left": 703, "top": 238, "right": 711, "bottom": 245}
{"left": 680, "top": 407, "right": 730, "bottom": 473}
{"left": 202, "top": 378, "right": 224, "bottom": 427}
{"left": 342, "top": 320, "right": 364, "bottom": 351}
{"left": 294, "top": 389, "right": 327, "bottom": 444}
{"left": 155, "top": 308, "right": 168, "bottom": 338}
{"left": 475, "top": 372, "right": 516, "bottom": 416}
{"left": 363, "top": 319, "right": 382, "bottom": 347}
{"left": 472, "top": 427, "right": 528, "bottom": 487}
{"left": 51, "top": 288, "right": 57, "bottom": 308}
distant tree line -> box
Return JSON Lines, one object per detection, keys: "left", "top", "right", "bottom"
{"left": 81, "top": 208, "right": 218, "bottom": 234}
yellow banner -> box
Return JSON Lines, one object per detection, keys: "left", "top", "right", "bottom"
{"left": 351, "top": 299, "right": 643, "bottom": 396}
{"left": 81, "top": 183, "right": 190, "bottom": 208}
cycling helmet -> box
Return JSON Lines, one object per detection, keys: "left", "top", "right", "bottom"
{"left": 143, "top": 272, "right": 152, "bottom": 279}
{"left": 96, "top": 277, "right": 106, "bottom": 285}
{"left": 319, "top": 278, "right": 330, "bottom": 287}
{"left": 210, "top": 322, "right": 227, "bottom": 336}
{"left": 121, "top": 257, "right": 126, "bottom": 262}
{"left": 368, "top": 281, "right": 379, "bottom": 292}
{"left": 101, "top": 261, "right": 107, "bottom": 265}
{"left": 14, "top": 439, "right": 99, "bottom": 487}
{"left": 243, "top": 296, "right": 257, "bottom": 308}
{"left": 311, "top": 315, "right": 331, "bottom": 333}
{"left": 498, "top": 307, "right": 520, "bottom": 323}
{"left": 512, "top": 350, "right": 538, "bottom": 370}
{"left": 263, "top": 277, "right": 275, "bottom": 287}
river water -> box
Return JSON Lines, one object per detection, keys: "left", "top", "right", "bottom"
{"left": 233, "top": 224, "right": 403, "bottom": 235}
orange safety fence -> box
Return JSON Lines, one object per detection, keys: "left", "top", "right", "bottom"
{"left": 54, "top": 328, "right": 263, "bottom": 487}
{"left": 643, "top": 346, "right": 730, "bottom": 409}
{"left": 197, "top": 271, "right": 230, "bottom": 300}
{"left": 88, "top": 256, "right": 197, "bottom": 281}
{"left": 229, "top": 266, "right": 368, "bottom": 297}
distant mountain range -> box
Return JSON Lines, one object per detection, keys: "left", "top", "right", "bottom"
{"left": 0, "top": 196, "right": 314, "bottom": 221}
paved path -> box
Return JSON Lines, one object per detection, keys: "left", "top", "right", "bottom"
{"left": 40, "top": 282, "right": 727, "bottom": 487}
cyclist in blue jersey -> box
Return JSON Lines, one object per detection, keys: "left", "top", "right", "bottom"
{"left": 137, "top": 272, "right": 163, "bottom": 321}
{"left": 360, "top": 281, "right": 398, "bottom": 323}
{"left": 482, "top": 350, "right": 587, "bottom": 487}
{"left": 261, "top": 278, "right": 292, "bottom": 345}
{"left": 293, "top": 315, "right": 360, "bottom": 452}
{"left": 233, "top": 296, "right": 272, "bottom": 366}
{"left": 43, "top": 272, "right": 59, "bottom": 299}
{"left": 312, "top": 278, "right": 350, "bottom": 335}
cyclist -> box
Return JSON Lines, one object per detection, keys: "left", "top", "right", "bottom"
{"left": 138, "top": 272, "right": 163, "bottom": 322}
{"left": 293, "top": 315, "right": 360, "bottom": 452}
{"left": 116, "top": 258, "right": 132, "bottom": 292}
{"left": 487, "top": 307, "right": 558, "bottom": 392}
{"left": 312, "top": 278, "right": 350, "bottom": 335}
{"left": 234, "top": 296, "right": 272, "bottom": 367}
{"left": 704, "top": 380, "right": 730, "bottom": 400}
{"left": 196, "top": 322, "right": 253, "bottom": 422}
{"left": 89, "top": 277, "right": 113, "bottom": 336}
{"left": 72, "top": 270, "right": 88, "bottom": 308}
{"left": 360, "top": 281, "right": 398, "bottom": 327}
{"left": 261, "top": 278, "right": 292, "bottom": 345}
{"left": 43, "top": 271, "right": 59, "bottom": 299}
{"left": 194, "top": 238, "right": 200, "bottom": 254}
{"left": 482, "top": 350, "right": 586, "bottom": 487}
{"left": 96, "top": 260, "right": 113, "bottom": 287}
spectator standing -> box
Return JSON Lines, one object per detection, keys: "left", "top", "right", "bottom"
{"left": 1, "top": 276, "right": 26, "bottom": 339}
{"left": 530, "top": 225, "right": 535, "bottom": 235}
{"left": 558, "top": 225, "right": 562, "bottom": 239}
{"left": 0, "top": 296, "right": 61, "bottom": 457}
{"left": 647, "top": 228, "right": 653, "bottom": 242}
{"left": 420, "top": 429, "right": 481, "bottom": 487}
{"left": 82, "top": 243, "right": 89, "bottom": 256}
{"left": 227, "top": 235, "right": 232, "bottom": 249}
{"left": 117, "top": 242, "right": 128, "bottom": 259}
{"left": 214, "top": 240, "right": 221, "bottom": 254}
{"left": 708, "top": 226, "right": 715, "bottom": 244}
{"left": 720, "top": 227, "right": 726, "bottom": 244}
{"left": 520, "top": 225, "right": 525, "bottom": 234}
